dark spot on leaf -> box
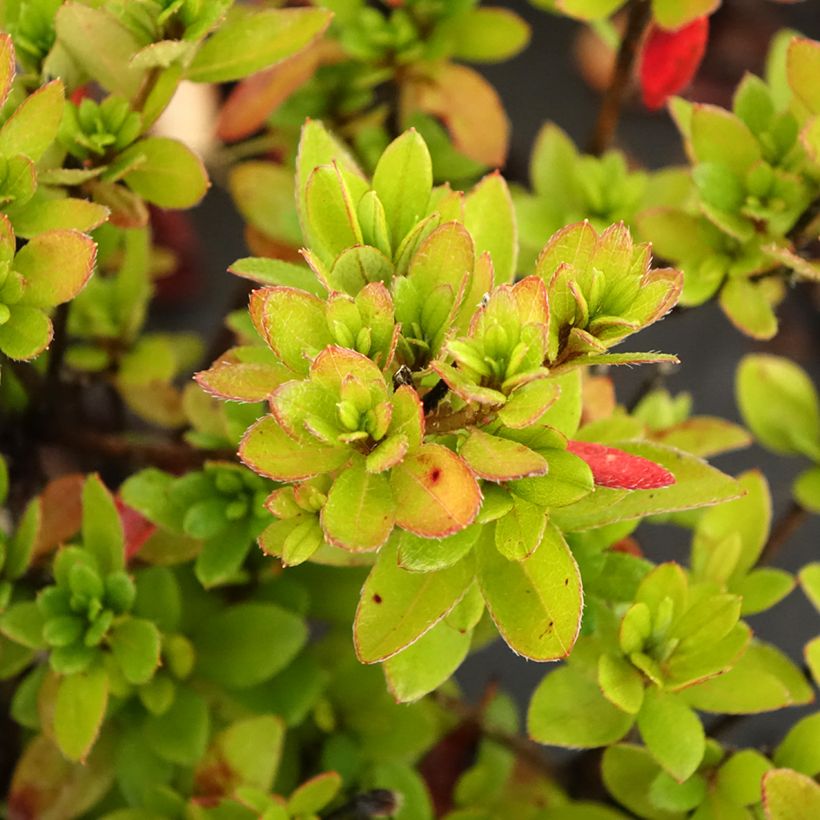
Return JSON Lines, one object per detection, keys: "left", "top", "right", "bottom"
{"left": 564, "top": 578, "right": 569, "bottom": 586}
{"left": 373, "top": 593, "right": 382, "bottom": 604}
{"left": 429, "top": 467, "right": 442, "bottom": 483}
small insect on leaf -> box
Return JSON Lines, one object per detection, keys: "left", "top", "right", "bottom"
{"left": 567, "top": 440, "right": 676, "bottom": 490}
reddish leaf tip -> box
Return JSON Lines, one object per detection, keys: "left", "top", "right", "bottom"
{"left": 567, "top": 440, "right": 676, "bottom": 490}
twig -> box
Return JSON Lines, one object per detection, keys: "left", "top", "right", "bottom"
{"left": 587, "top": 0, "right": 652, "bottom": 156}
{"left": 50, "top": 427, "right": 233, "bottom": 471}
{"left": 758, "top": 500, "right": 809, "bottom": 566}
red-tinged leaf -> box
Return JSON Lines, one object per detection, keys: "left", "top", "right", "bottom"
{"left": 566, "top": 440, "right": 675, "bottom": 490}
{"left": 390, "top": 444, "right": 482, "bottom": 537}
{"left": 34, "top": 474, "right": 85, "bottom": 558}
{"left": 217, "top": 42, "right": 320, "bottom": 142}
{"left": 639, "top": 17, "right": 710, "bottom": 111}
{"left": 403, "top": 63, "right": 509, "bottom": 167}
{"left": 116, "top": 497, "right": 157, "bottom": 561}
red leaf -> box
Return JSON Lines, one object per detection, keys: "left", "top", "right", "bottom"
{"left": 116, "top": 497, "right": 156, "bottom": 561}
{"left": 566, "top": 440, "right": 675, "bottom": 490}
{"left": 639, "top": 16, "right": 709, "bottom": 111}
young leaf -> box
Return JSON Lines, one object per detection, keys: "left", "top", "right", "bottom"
{"left": 54, "top": 666, "right": 109, "bottom": 762}
{"left": 465, "top": 171, "right": 518, "bottom": 284}
{"left": 321, "top": 460, "right": 395, "bottom": 552}
{"left": 82, "top": 475, "right": 125, "bottom": 575}
{"left": 288, "top": 771, "right": 343, "bottom": 815}
{"left": 0, "top": 305, "right": 53, "bottom": 361}
{"left": 354, "top": 541, "right": 473, "bottom": 663}
{"left": 460, "top": 429, "right": 547, "bottom": 482}
{"left": 117, "top": 138, "right": 209, "bottom": 209}
{"left": 187, "top": 8, "right": 332, "bottom": 83}
{"left": 372, "top": 130, "right": 433, "bottom": 248}
{"left": 109, "top": 618, "right": 161, "bottom": 685}
{"left": 56, "top": 3, "right": 145, "bottom": 98}
{"left": 144, "top": 686, "right": 210, "bottom": 765}
{"left": 0, "top": 80, "right": 64, "bottom": 162}
{"left": 528, "top": 665, "right": 633, "bottom": 748}
{"left": 450, "top": 8, "right": 531, "bottom": 63}
{"left": 736, "top": 355, "right": 820, "bottom": 460}
{"left": 477, "top": 522, "right": 582, "bottom": 660}
{"left": 15, "top": 230, "right": 96, "bottom": 308}
{"left": 636, "top": 688, "right": 704, "bottom": 782}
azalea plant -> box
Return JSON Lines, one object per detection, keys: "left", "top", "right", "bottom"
{"left": 0, "top": 2, "right": 819, "bottom": 819}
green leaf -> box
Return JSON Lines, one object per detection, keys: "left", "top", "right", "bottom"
{"left": 288, "top": 772, "right": 342, "bottom": 815}
{"left": 9, "top": 197, "right": 109, "bottom": 239}
{"left": 240, "top": 415, "right": 347, "bottom": 481}
{"left": 391, "top": 444, "right": 481, "bottom": 538}
{"left": 200, "top": 716, "right": 284, "bottom": 793}
{"left": 763, "top": 769, "right": 820, "bottom": 820}
{"left": 110, "top": 618, "right": 161, "bottom": 685}
{"left": 397, "top": 523, "right": 480, "bottom": 572}
{"left": 465, "top": 171, "right": 518, "bottom": 284}
{"left": 450, "top": 8, "right": 531, "bottom": 64}
{"left": 305, "top": 163, "right": 363, "bottom": 261}
{"left": 528, "top": 665, "right": 634, "bottom": 747}
{"left": 788, "top": 37, "right": 820, "bottom": 113}
{"left": 691, "top": 105, "right": 761, "bottom": 175}
{"left": 800, "top": 563, "right": 820, "bottom": 611}
{"left": 716, "top": 748, "right": 772, "bottom": 806}
{"left": 116, "top": 137, "right": 209, "bottom": 209}
{"left": 187, "top": 8, "right": 331, "bottom": 83}
{"left": 598, "top": 652, "right": 644, "bottom": 715}
{"left": 194, "top": 602, "right": 307, "bottom": 689}
{"left": 794, "top": 466, "right": 820, "bottom": 513}
{"left": 195, "top": 532, "right": 253, "bottom": 588}
{"left": 354, "top": 540, "right": 473, "bottom": 663}
{"left": 477, "top": 522, "right": 582, "bottom": 660}
{"left": 0, "top": 80, "right": 64, "bottom": 162}
{"left": 5, "top": 497, "right": 40, "bottom": 580}
{"left": 383, "top": 616, "right": 472, "bottom": 703}
{"left": 653, "top": 0, "right": 720, "bottom": 30}
{"left": 0, "top": 34, "right": 14, "bottom": 110}
{"left": 54, "top": 666, "right": 109, "bottom": 762}
{"left": 682, "top": 641, "right": 813, "bottom": 713}
{"left": 692, "top": 470, "right": 771, "bottom": 583}
{"left": 15, "top": 230, "right": 96, "bottom": 308}
{"left": 637, "top": 688, "right": 704, "bottom": 782}
{"left": 82, "top": 475, "right": 125, "bottom": 575}
{"left": 144, "top": 686, "right": 209, "bottom": 765}
{"left": 461, "top": 429, "right": 547, "bottom": 482}
{"left": 372, "top": 129, "right": 433, "bottom": 249}
{"left": 509, "top": 448, "right": 595, "bottom": 509}
{"left": 0, "top": 601, "right": 45, "bottom": 649}
{"left": 736, "top": 355, "right": 820, "bottom": 460}
{"left": 735, "top": 569, "right": 795, "bottom": 616}
{"left": 552, "top": 442, "right": 742, "bottom": 531}
{"left": 56, "top": 3, "right": 145, "bottom": 98}
{"left": 494, "top": 498, "right": 547, "bottom": 560}
{"left": 720, "top": 278, "right": 778, "bottom": 341}
{"left": 774, "top": 713, "right": 820, "bottom": 777}
{"left": 229, "top": 257, "right": 325, "bottom": 297}
{"left": 602, "top": 744, "right": 679, "bottom": 820}
{"left": 0, "top": 305, "right": 52, "bottom": 361}
{"left": 322, "top": 460, "right": 395, "bottom": 551}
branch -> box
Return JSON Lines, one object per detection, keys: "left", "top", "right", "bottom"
{"left": 587, "top": 0, "right": 652, "bottom": 156}
{"left": 759, "top": 500, "right": 810, "bottom": 566}
{"left": 50, "top": 427, "right": 234, "bottom": 472}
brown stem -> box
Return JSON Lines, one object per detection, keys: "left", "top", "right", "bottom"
{"left": 758, "top": 500, "right": 809, "bottom": 566}
{"left": 44, "top": 303, "right": 69, "bottom": 409}
{"left": 431, "top": 692, "right": 556, "bottom": 782}
{"left": 586, "top": 0, "right": 652, "bottom": 156}
{"left": 50, "top": 427, "right": 234, "bottom": 472}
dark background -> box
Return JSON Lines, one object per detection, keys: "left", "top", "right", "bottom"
{"left": 172, "top": 0, "right": 820, "bottom": 751}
